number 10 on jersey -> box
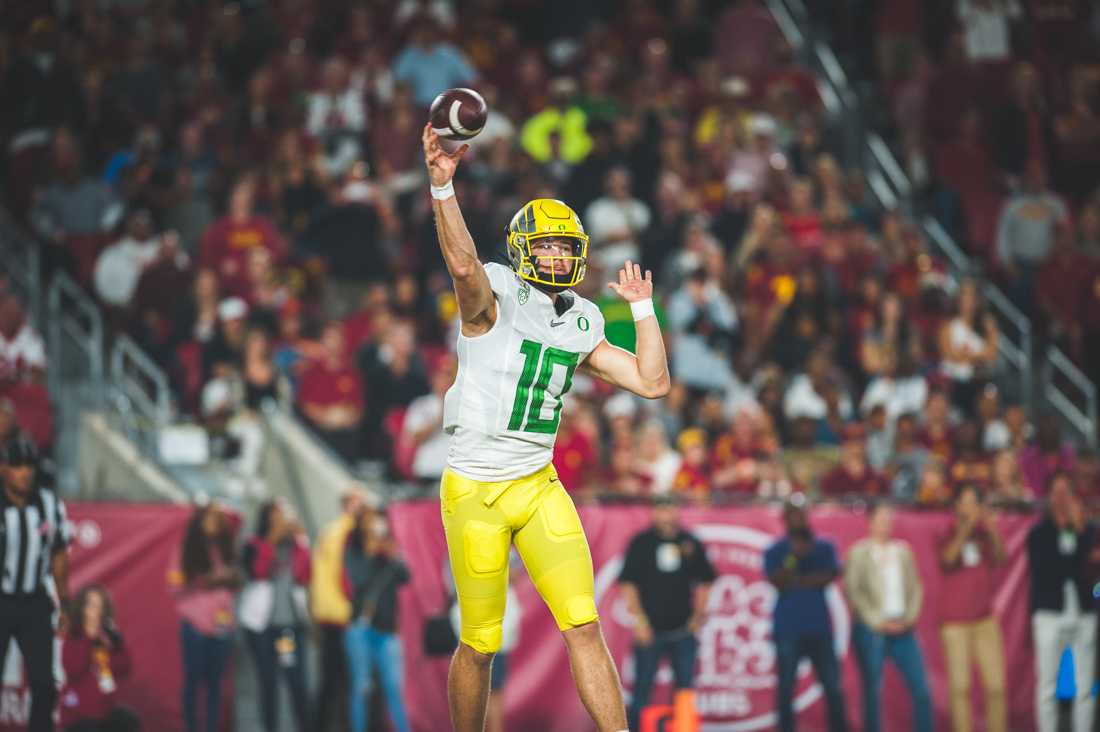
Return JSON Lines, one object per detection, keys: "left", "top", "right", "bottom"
{"left": 507, "top": 339, "right": 579, "bottom": 434}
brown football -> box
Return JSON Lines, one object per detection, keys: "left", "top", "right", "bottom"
{"left": 428, "top": 87, "right": 488, "bottom": 141}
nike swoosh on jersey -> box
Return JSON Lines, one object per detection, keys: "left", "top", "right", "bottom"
{"left": 550, "top": 320, "right": 566, "bottom": 327}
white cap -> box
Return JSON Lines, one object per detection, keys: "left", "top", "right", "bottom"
{"left": 603, "top": 392, "right": 638, "bottom": 420}
{"left": 750, "top": 114, "right": 777, "bottom": 136}
{"left": 201, "top": 378, "right": 233, "bottom": 417}
{"left": 720, "top": 76, "right": 750, "bottom": 98}
{"left": 725, "top": 170, "right": 755, "bottom": 193}
{"left": 218, "top": 297, "right": 248, "bottom": 321}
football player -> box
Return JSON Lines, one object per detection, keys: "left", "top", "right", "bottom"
{"left": 422, "top": 124, "right": 671, "bottom": 732}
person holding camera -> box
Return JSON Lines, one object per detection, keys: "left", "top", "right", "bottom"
{"left": 342, "top": 506, "right": 411, "bottom": 732}
{"left": 240, "top": 499, "right": 312, "bottom": 732}
{"left": 59, "top": 585, "right": 139, "bottom": 732}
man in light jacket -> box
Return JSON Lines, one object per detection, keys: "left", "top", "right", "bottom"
{"left": 310, "top": 487, "right": 366, "bottom": 732}
{"left": 844, "top": 501, "right": 931, "bottom": 732}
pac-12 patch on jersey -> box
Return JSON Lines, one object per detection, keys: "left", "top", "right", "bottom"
{"left": 443, "top": 262, "right": 605, "bottom": 481}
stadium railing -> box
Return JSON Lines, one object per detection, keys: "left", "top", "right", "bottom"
{"left": 765, "top": 0, "right": 1096, "bottom": 446}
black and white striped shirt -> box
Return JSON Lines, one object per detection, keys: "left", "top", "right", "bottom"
{"left": 0, "top": 487, "right": 71, "bottom": 597}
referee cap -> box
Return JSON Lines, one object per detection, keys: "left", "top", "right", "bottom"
{"left": 0, "top": 435, "right": 38, "bottom": 467}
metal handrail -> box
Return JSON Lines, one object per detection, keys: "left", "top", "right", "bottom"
{"left": 1044, "top": 348, "right": 1098, "bottom": 447}
{"left": 47, "top": 272, "right": 104, "bottom": 385}
{"left": 110, "top": 334, "right": 172, "bottom": 426}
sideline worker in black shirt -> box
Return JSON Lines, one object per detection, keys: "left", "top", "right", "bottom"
{"left": 0, "top": 435, "right": 72, "bottom": 732}
{"left": 618, "top": 495, "right": 716, "bottom": 730}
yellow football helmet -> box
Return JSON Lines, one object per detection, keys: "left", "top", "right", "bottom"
{"left": 506, "top": 199, "right": 589, "bottom": 291}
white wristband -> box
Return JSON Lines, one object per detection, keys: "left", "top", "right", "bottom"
{"left": 430, "top": 180, "right": 455, "bottom": 201}
{"left": 630, "top": 298, "right": 655, "bottom": 322}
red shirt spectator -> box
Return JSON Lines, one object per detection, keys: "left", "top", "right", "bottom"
{"left": 59, "top": 586, "right": 134, "bottom": 729}
{"left": 554, "top": 422, "right": 599, "bottom": 494}
{"left": 673, "top": 428, "right": 711, "bottom": 500}
{"left": 199, "top": 177, "right": 287, "bottom": 299}
{"left": 938, "top": 514, "right": 1005, "bottom": 623}
{"left": 819, "top": 425, "right": 889, "bottom": 498}
{"left": 297, "top": 323, "right": 364, "bottom": 462}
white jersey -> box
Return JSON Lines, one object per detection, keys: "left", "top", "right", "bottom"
{"left": 444, "top": 262, "right": 605, "bottom": 481}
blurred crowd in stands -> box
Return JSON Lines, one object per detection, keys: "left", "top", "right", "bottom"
{"left": 1, "top": 0, "right": 1098, "bottom": 509}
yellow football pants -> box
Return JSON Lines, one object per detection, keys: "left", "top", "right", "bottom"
{"left": 440, "top": 463, "right": 598, "bottom": 655}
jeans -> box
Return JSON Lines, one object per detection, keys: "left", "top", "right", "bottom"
{"left": 940, "top": 617, "right": 1006, "bottom": 732}
{"left": 180, "top": 621, "right": 233, "bottom": 732}
{"left": 775, "top": 632, "right": 848, "bottom": 732}
{"left": 628, "top": 628, "right": 698, "bottom": 732}
{"left": 1033, "top": 610, "right": 1096, "bottom": 732}
{"left": 245, "top": 626, "right": 310, "bottom": 732}
{"left": 852, "top": 623, "right": 932, "bottom": 732}
{"left": 344, "top": 620, "right": 410, "bottom": 732}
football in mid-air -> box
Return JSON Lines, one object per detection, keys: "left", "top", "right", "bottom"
{"left": 429, "top": 87, "right": 488, "bottom": 141}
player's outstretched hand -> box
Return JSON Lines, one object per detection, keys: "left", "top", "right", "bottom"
{"left": 608, "top": 260, "right": 653, "bottom": 303}
{"left": 422, "top": 123, "right": 469, "bottom": 188}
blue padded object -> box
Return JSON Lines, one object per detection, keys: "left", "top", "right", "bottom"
{"left": 1056, "top": 647, "right": 1076, "bottom": 700}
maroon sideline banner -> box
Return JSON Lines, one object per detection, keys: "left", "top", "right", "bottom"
{"left": 390, "top": 502, "right": 1040, "bottom": 732}
{"left": 0, "top": 503, "right": 195, "bottom": 732}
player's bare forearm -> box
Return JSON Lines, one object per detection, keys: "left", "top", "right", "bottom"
{"left": 431, "top": 196, "right": 494, "bottom": 323}
{"left": 633, "top": 312, "right": 671, "bottom": 397}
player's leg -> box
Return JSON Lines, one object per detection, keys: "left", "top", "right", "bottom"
{"left": 16, "top": 594, "right": 57, "bottom": 732}
{"left": 514, "top": 478, "right": 628, "bottom": 731}
{"left": 441, "top": 470, "right": 512, "bottom": 732}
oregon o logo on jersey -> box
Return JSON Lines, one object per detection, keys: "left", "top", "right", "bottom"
{"left": 507, "top": 339, "right": 578, "bottom": 433}
{"left": 577, "top": 315, "right": 589, "bottom": 332}
{"left": 518, "top": 281, "right": 530, "bottom": 305}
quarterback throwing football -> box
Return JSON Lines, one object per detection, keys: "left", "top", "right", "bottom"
{"left": 422, "top": 124, "right": 671, "bottom": 732}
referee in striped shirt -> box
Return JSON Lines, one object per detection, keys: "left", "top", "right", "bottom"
{"left": 0, "top": 435, "right": 71, "bottom": 732}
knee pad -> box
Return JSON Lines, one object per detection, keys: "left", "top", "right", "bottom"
{"left": 557, "top": 594, "right": 598, "bottom": 631}
{"left": 461, "top": 622, "right": 503, "bottom": 655}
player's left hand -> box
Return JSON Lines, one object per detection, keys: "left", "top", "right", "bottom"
{"left": 608, "top": 260, "right": 653, "bottom": 303}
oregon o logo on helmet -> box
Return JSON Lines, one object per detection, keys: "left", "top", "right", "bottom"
{"left": 595, "top": 524, "right": 850, "bottom": 731}
{"left": 577, "top": 315, "right": 590, "bottom": 332}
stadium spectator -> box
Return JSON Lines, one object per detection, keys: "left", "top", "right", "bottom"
{"left": 995, "top": 162, "right": 1068, "bottom": 314}
{"left": 240, "top": 500, "right": 311, "bottom": 732}
{"left": 401, "top": 354, "right": 457, "bottom": 481}
{"left": 311, "top": 488, "right": 366, "bottom": 732}
{"left": 919, "top": 389, "right": 956, "bottom": 464}
{"left": 819, "top": 424, "right": 889, "bottom": 499}
{"left": 30, "top": 128, "right": 122, "bottom": 249}
{"left": 198, "top": 176, "right": 287, "bottom": 300}
{"left": 202, "top": 297, "right": 249, "bottom": 383}
{"left": 672, "top": 427, "right": 710, "bottom": 501}
{"left": 988, "top": 449, "right": 1031, "bottom": 504}
{"left": 957, "top": 0, "right": 1022, "bottom": 64}
{"left": 391, "top": 19, "right": 476, "bottom": 107}
{"left": 0, "top": 293, "right": 46, "bottom": 385}
{"left": 342, "top": 506, "right": 411, "bottom": 732}
{"left": 991, "top": 62, "right": 1050, "bottom": 185}
{"left": 915, "top": 457, "right": 953, "bottom": 506}
{"left": 1028, "top": 472, "right": 1096, "bottom": 732}
{"left": 765, "top": 500, "right": 849, "bottom": 732}
{"left": 520, "top": 76, "right": 592, "bottom": 165}
{"left": 306, "top": 57, "right": 367, "bottom": 179}
{"left": 938, "top": 279, "right": 999, "bottom": 416}
{"left": 634, "top": 419, "right": 682, "bottom": 495}
{"left": 665, "top": 265, "right": 738, "bottom": 392}
{"left": 618, "top": 495, "right": 716, "bottom": 732}
{"left": 783, "top": 347, "right": 853, "bottom": 440}
{"left": 845, "top": 501, "right": 932, "bottom": 732}
{"left": 886, "top": 413, "right": 931, "bottom": 502}
{"left": 298, "top": 322, "right": 364, "bottom": 463}
{"left": 976, "top": 385, "right": 1012, "bottom": 452}
{"left": 949, "top": 420, "right": 993, "bottom": 493}
{"left": 59, "top": 585, "right": 139, "bottom": 732}
{"left": 938, "top": 486, "right": 1007, "bottom": 732}
{"left": 93, "top": 211, "right": 185, "bottom": 309}
{"left": 552, "top": 402, "right": 600, "bottom": 498}
{"left": 781, "top": 416, "right": 839, "bottom": 494}
{"left": 357, "top": 318, "right": 428, "bottom": 459}
{"left": 585, "top": 166, "right": 652, "bottom": 274}
{"left": 170, "top": 503, "right": 241, "bottom": 732}
{"left": 174, "top": 269, "right": 222, "bottom": 348}
{"left": 1019, "top": 414, "right": 1077, "bottom": 498}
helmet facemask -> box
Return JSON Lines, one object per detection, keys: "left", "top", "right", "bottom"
{"left": 510, "top": 234, "right": 588, "bottom": 292}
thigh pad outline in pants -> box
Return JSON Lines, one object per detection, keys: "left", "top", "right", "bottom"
{"left": 513, "top": 477, "right": 598, "bottom": 632}
{"left": 441, "top": 470, "right": 512, "bottom": 655}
